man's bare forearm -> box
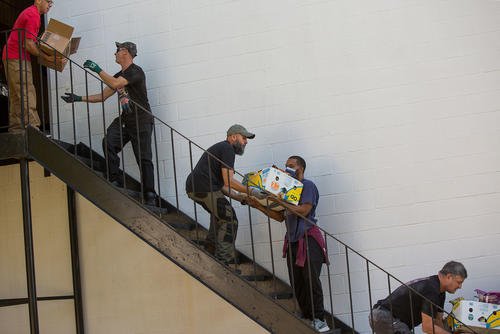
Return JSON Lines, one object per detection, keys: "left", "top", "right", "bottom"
{"left": 221, "top": 185, "right": 246, "bottom": 202}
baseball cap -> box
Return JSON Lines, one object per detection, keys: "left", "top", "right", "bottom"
{"left": 115, "top": 41, "right": 137, "bottom": 57}
{"left": 227, "top": 124, "right": 255, "bottom": 139}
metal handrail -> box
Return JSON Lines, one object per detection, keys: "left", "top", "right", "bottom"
{"left": 5, "top": 27, "right": 480, "bottom": 334}
{"left": 110, "top": 92, "right": 477, "bottom": 333}
{"left": 94, "top": 73, "right": 479, "bottom": 334}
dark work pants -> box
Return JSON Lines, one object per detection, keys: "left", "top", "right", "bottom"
{"left": 103, "top": 116, "right": 155, "bottom": 194}
{"left": 287, "top": 237, "right": 325, "bottom": 321}
{"left": 369, "top": 307, "right": 411, "bottom": 334}
{"left": 186, "top": 191, "right": 238, "bottom": 263}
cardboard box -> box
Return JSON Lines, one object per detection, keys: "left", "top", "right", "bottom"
{"left": 450, "top": 300, "right": 500, "bottom": 332}
{"left": 243, "top": 166, "right": 303, "bottom": 211}
{"left": 38, "top": 19, "right": 80, "bottom": 72}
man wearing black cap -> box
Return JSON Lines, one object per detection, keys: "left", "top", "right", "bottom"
{"left": 61, "top": 41, "right": 156, "bottom": 206}
{"left": 186, "top": 124, "right": 266, "bottom": 264}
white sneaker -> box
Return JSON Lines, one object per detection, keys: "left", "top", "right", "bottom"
{"left": 312, "top": 318, "right": 330, "bottom": 333}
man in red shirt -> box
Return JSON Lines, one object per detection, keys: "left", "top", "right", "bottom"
{"left": 2, "top": 0, "right": 60, "bottom": 133}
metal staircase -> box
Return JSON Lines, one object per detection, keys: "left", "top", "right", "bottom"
{"left": 0, "top": 26, "right": 478, "bottom": 334}
{"left": 4, "top": 127, "right": 338, "bottom": 333}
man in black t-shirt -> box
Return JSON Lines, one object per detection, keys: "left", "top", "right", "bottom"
{"left": 186, "top": 124, "right": 265, "bottom": 264}
{"left": 61, "top": 41, "right": 156, "bottom": 206}
{"left": 369, "top": 261, "right": 467, "bottom": 334}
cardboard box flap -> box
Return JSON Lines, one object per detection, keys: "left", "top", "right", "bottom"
{"left": 46, "top": 18, "right": 74, "bottom": 39}
{"left": 37, "top": 18, "right": 78, "bottom": 72}
{"left": 40, "top": 19, "right": 74, "bottom": 55}
{"left": 69, "top": 37, "right": 81, "bottom": 55}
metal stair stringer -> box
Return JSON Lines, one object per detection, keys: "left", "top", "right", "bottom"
{"left": 24, "top": 127, "right": 316, "bottom": 334}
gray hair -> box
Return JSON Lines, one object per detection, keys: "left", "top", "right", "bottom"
{"left": 439, "top": 261, "right": 467, "bottom": 279}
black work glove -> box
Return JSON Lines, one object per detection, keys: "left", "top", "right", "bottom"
{"left": 61, "top": 92, "right": 82, "bottom": 103}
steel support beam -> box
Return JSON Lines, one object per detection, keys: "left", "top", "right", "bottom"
{"left": 19, "top": 158, "right": 39, "bottom": 334}
{"left": 67, "top": 187, "right": 85, "bottom": 334}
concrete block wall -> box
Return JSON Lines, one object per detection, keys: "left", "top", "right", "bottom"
{"left": 48, "top": 1, "right": 500, "bottom": 332}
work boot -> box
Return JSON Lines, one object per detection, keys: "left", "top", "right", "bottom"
{"left": 110, "top": 179, "right": 123, "bottom": 188}
{"left": 144, "top": 192, "right": 156, "bottom": 206}
{"left": 204, "top": 242, "right": 216, "bottom": 255}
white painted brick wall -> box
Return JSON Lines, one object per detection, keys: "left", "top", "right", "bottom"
{"left": 49, "top": 0, "right": 500, "bottom": 332}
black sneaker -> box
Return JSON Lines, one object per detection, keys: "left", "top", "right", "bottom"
{"left": 110, "top": 179, "right": 123, "bottom": 188}
{"left": 144, "top": 192, "right": 156, "bottom": 206}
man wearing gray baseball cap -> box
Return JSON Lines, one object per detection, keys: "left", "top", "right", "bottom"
{"left": 186, "top": 124, "right": 265, "bottom": 264}
{"left": 61, "top": 41, "right": 156, "bottom": 206}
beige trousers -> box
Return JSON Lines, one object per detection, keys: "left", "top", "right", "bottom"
{"left": 3, "top": 59, "right": 39, "bottom": 132}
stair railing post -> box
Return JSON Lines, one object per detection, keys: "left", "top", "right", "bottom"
{"left": 53, "top": 48, "right": 60, "bottom": 140}
{"left": 265, "top": 197, "right": 277, "bottom": 294}
{"left": 285, "top": 218, "right": 299, "bottom": 314}
{"left": 188, "top": 141, "right": 200, "bottom": 243}
{"left": 226, "top": 168, "right": 238, "bottom": 271}
{"left": 170, "top": 128, "right": 179, "bottom": 210}
{"left": 3, "top": 30, "right": 9, "bottom": 132}
{"left": 17, "top": 29, "right": 25, "bottom": 130}
{"left": 207, "top": 155, "right": 216, "bottom": 256}
{"left": 366, "top": 260, "right": 374, "bottom": 334}
{"left": 38, "top": 53, "right": 46, "bottom": 134}
{"left": 387, "top": 274, "right": 395, "bottom": 334}
{"left": 152, "top": 120, "right": 161, "bottom": 211}
{"left": 430, "top": 303, "right": 435, "bottom": 334}
{"left": 324, "top": 232, "right": 336, "bottom": 331}
{"left": 23, "top": 32, "right": 31, "bottom": 128}
{"left": 305, "top": 231, "right": 316, "bottom": 322}
{"left": 134, "top": 103, "right": 145, "bottom": 203}
{"left": 409, "top": 289, "right": 415, "bottom": 333}
{"left": 100, "top": 81, "right": 108, "bottom": 181}
{"left": 69, "top": 60, "right": 77, "bottom": 151}
{"left": 118, "top": 96, "right": 126, "bottom": 189}
{"left": 84, "top": 72, "right": 94, "bottom": 170}
{"left": 246, "top": 197, "right": 258, "bottom": 285}
{"left": 345, "top": 245, "right": 355, "bottom": 332}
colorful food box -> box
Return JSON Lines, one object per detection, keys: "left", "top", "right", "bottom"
{"left": 243, "top": 166, "right": 303, "bottom": 209}
{"left": 449, "top": 299, "right": 500, "bottom": 332}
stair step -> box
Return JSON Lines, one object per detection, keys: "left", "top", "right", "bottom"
{"left": 119, "top": 188, "right": 168, "bottom": 210}
{"left": 35, "top": 135, "right": 354, "bottom": 334}
{"left": 270, "top": 291, "right": 294, "bottom": 300}
{"left": 237, "top": 262, "right": 272, "bottom": 277}
{"left": 179, "top": 229, "right": 207, "bottom": 243}
{"left": 241, "top": 274, "right": 272, "bottom": 282}
{"left": 75, "top": 155, "right": 104, "bottom": 171}
{"left": 180, "top": 244, "right": 253, "bottom": 266}
{"left": 159, "top": 213, "right": 196, "bottom": 230}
